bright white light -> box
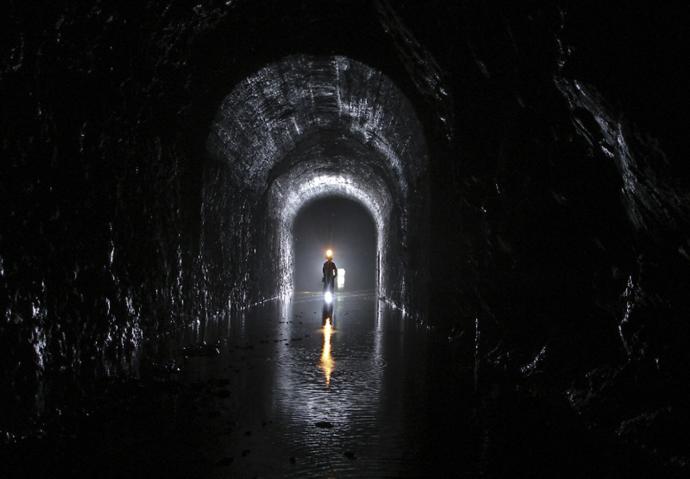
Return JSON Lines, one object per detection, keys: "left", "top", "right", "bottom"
{"left": 324, "top": 291, "right": 333, "bottom": 304}
{"left": 337, "top": 268, "right": 345, "bottom": 289}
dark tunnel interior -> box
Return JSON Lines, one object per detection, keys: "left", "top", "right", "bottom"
{"left": 1, "top": 1, "right": 689, "bottom": 478}
{"left": 293, "top": 197, "right": 377, "bottom": 293}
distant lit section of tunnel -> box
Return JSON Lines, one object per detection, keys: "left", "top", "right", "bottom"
{"left": 292, "top": 196, "right": 377, "bottom": 293}
{"left": 203, "top": 54, "right": 429, "bottom": 315}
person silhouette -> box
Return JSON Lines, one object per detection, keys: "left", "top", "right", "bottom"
{"left": 322, "top": 249, "right": 338, "bottom": 292}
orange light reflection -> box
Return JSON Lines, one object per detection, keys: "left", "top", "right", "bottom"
{"left": 320, "top": 318, "right": 334, "bottom": 386}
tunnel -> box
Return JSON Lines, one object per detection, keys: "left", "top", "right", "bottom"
{"left": 1, "top": 2, "right": 689, "bottom": 478}
{"left": 203, "top": 54, "right": 429, "bottom": 311}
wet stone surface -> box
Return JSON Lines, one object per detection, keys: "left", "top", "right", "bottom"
{"left": 2, "top": 292, "right": 674, "bottom": 478}
{"left": 186, "top": 291, "right": 470, "bottom": 478}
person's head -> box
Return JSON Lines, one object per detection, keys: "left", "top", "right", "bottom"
{"left": 325, "top": 249, "right": 333, "bottom": 261}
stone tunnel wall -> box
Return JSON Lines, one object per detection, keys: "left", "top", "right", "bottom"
{"left": 1, "top": 0, "right": 688, "bottom": 465}
{"left": 204, "top": 55, "right": 430, "bottom": 314}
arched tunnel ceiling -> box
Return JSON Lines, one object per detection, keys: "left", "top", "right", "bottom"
{"left": 207, "top": 54, "right": 429, "bottom": 197}
{"left": 265, "top": 116, "right": 398, "bottom": 299}
{"left": 266, "top": 134, "right": 395, "bottom": 227}
{"left": 270, "top": 161, "right": 392, "bottom": 233}
{"left": 204, "top": 53, "right": 431, "bottom": 308}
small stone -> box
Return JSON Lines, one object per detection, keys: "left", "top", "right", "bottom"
{"left": 182, "top": 342, "right": 220, "bottom": 357}
{"left": 344, "top": 451, "right": 356, "bottom": 460}
{"left": 315, "top": 421, "right": 334, "bottom": 428}
{"left": 289, "top": 456, "right": 296, "bottom": 464}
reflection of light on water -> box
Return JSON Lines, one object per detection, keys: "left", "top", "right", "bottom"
{"left": 320, "top": 318, "right": 334, "bottom": 386}
{"left": 337, "top": 268, "right": 345, "bottom": 289}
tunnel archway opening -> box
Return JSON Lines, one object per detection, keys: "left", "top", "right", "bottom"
{"left": 204, "top": 54, "right": 431, "bottom": 317}
{"left": 292, "top": 195, "right": 378, "bottom": 294}
{"left": 269, "top": 171, "right": 390, "bottom": 300}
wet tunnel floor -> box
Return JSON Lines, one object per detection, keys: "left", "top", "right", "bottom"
{"left": 182, "top": 291, "right": 472, "bottom": 478}
{"left": 4, "top": 292, "right": 671, "bottom": 478}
